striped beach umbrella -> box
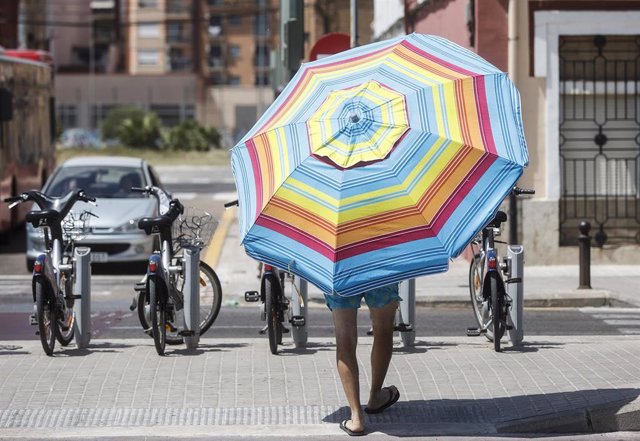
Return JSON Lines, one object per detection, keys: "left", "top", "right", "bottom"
{"left": 231, "top": 33, "right": 529, "bottom": 296}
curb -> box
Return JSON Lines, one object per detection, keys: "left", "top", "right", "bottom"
{"left": 496, "top": 396, "right": 640, "bottom": 433}
{"left": 306, "top": 292, "right": 620, "bottom": 309}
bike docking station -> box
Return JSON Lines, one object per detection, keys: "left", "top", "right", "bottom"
{"left": 397, "top": 279, "right": 416, "bottom": 347}
{"left": 182, "top": 246, "right": 200, "bottom": 349}
{"left": 505, "top": 245, "right": 524, "bottom": 346}
{"left": 73, "top": 246, "right": 92, "bottom": 349}
{"left": 290, "top": 277, "right": 308, "bottom": 347}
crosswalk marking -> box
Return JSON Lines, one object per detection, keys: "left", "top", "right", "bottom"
{"left": 580, "top": 307, "right": 640, "bottom": 335}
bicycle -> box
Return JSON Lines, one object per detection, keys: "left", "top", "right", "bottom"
{"left": 224, "top": 200, "right": 307, "bottom": 354}
{"left": 131, "top": 186, "right": 223, "bottom": 355}
{"left": 467, "top": 187, "right": 535, "bottom": 352}
{"left": 4, "top": 189, "right": 97, "bottom": 355}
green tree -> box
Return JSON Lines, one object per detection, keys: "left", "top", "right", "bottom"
{"left": 100, "top": 106, "right": 146, "bottom": 141}
{"left": 117, "top": 112, "right": 162, "bottom": 149}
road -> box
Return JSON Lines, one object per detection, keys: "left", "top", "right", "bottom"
{"left": 1, "top": 165, "right": 639, "bottom": 342}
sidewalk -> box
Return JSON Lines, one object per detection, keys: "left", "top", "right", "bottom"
{"left": 1, "top": 211, "right": 639, "bottom": 439}
{"left": 0, "top": 335, "right": 639, "bottom": 438}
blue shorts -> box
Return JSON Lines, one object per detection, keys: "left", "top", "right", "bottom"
{"left": 324, "top": 284, "right": 401, "bottom": 310}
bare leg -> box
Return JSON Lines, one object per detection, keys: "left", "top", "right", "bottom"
{"left": 332, "top": 307, "right": 364, "bottom": 432}
{"left": 367, "top": 300, "right": 398, "bottom": 410}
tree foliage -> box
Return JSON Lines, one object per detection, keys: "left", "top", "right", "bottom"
{"left": 101, "top": 106, "right": 146, "bottom": 141}
{"left": 160, "top": 119, "right": 221, "bottom": 151}
{"left": 116, "top": 112, "right": 162, "bottom": 149}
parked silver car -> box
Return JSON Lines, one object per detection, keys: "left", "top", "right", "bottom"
{"left": 26, "top": 156, "right": 165, "bottom": 270}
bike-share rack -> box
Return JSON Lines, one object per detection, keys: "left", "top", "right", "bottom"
{"left": 506, "top": 245, "right": 524, "bottom": 346}
{"left": 290, "top": 277, "right": 308, "bottom": 347}
{"left": 73, "top": 246, "right": 92, "bottom": 349}
{"left": 182, "top": 247, "right": 200, "bottom": 349}
{"left": 396, "top": 246, "right": 526, "bottom": 349}
{"left": 397, "top": 279, "right": 416, "bottom": 347}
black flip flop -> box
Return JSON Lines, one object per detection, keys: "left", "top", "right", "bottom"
{"left": 364, "top": 385, "right": 400, "bottom": 414}
{"left": 339, "top": 420, "right": 365, "bottom": 436}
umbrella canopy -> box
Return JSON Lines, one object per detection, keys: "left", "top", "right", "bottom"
{"left": 231, "top": 33, "right": 529, "bottom": 296}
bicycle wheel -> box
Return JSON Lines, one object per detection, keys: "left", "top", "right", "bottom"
{"left": 35, "top": 279, "right": 56, "bottom": 356}
{"left": 264, "top": 274, "right": 279, "bottom": 354}
{"left": 468, "top": 254, "right": 485, "bottom": 328}
{"left": 149, "top": 278, "right": 167, "bottom": 355}
{"left": 196, "top": 261, "right": 222, "bottom": 335}
{"left": 490, "top": 274, "right": 505, "bottom": 352}
{"left": 56, "top": 275, "right": 75, "bottom": 346}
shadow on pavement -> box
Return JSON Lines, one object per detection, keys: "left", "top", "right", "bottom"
{"left": 0, "top": 344, "right": 29, "bottom": 355}
{"left": 322, "top": 388, "right": 640, "bottom": 435}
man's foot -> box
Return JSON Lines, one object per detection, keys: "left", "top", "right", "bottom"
{"left": 365, "top": 385, "right": 400, "bottom": 414}
{"left": 339, "top": 419, "right": 365, "bottom": 436}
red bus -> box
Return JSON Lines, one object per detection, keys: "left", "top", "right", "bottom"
{"left": 0, "top": 50, "right": 56, "bottom": 239}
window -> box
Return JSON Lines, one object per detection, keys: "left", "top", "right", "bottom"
{"left": 207, "top": 0, "right": 223, "bottom": 5}
{"left": 229, "top": 45, "right": 241, "bottom": 60}
{"left": 208, "top": 45, "right": 223, "bottom": 67}
{"left": 227, "top": 76, "right": 241, "bottom": 86}
{"left": 150, "top": 104, "right": 195, "bottom": 127}
{"left": 228, "top": 15, "right": 241, "bottom": 26}
{"left": 91, "top": 104, "right": 116, "bottom": 130}
{"left": 57, "top": 105, "right": 77, "bottom": 131}
{"left": 255, "top": 73, "right": 270, "bottom": 86}
{"left": 254, "top": 44, "right": 269, "bottom": 66}
{"left": 138, "top": 0, "right": 157, "bottom": 8}
{"left": 168, "top": 47, "right": 191, "bottom": 71}
{"left": 255, "top": 14, "right": 268, "bottom": 36}
{"left": 167, "top": 22, "right": 184, "bottom": 42}
{"left": 208, "top": 15, "right": 222, "bottom": 36}
{"left": 137, "top": 23, "right": 159, "bottom": 38}
{"left": 137, "top": 49, "right": 159, "bottom": 65}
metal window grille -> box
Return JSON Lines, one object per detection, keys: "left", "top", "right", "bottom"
{"left": 559, "top": 35, "right": 640, "bottom": 246}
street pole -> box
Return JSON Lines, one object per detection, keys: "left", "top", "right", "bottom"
{"left": 350, "top": 0, "right": 358, "bottom": 48}
{"left": 507, "top": 0, "right": 519, "bottom": 244}
{"left": 89, "top": 20, "right": 95, "bottom": 132}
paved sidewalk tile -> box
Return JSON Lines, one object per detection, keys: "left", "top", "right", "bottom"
{"left": 0, "top": 336, "right": 639, "bottom": 436}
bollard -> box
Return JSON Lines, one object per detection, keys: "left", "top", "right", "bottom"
{"left": 578, "top": 221, "right": 592, "bottom": 289}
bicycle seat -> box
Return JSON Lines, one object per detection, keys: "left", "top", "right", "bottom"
{"left": 138, "top": 215, "right": 172, "bottom": 232}
{"left": 487, "top": 210, "right": 507, "bottom": 228}
{"left": 26, "top": 209, "right": 61, "bottom": 227}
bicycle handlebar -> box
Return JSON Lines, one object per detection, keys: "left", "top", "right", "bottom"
{"left": 3, "top": 195, "right": 22, "bottom": 203}
{"left": 512, "top": 186, "right": 535, "bottom": 196}
{"left": 224, "top": 199, "right": 239, "bottom": 208}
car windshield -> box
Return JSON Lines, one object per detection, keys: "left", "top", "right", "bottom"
{"left": 46, "top": 166, "right": 147, "bottom": 199}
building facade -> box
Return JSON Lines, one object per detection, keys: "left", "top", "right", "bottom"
{"left": 375, "top": 0, "right": 640, "bottom": 264}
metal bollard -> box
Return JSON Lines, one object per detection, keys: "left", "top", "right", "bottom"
{"left": 183, "top": 247, "right": 200, "bottom": 349}
{"left": 578, "top": 221, "right": 592, "bottom": 289}
{"left": 290, "top": 277, "right": 308, "bottom": 348}
{"left": 398, "top": 278, "right": 416, "bottom": 347}
{"left": 507, "top": 245, "right": 524, "bottom": 346}
{"left": 73, "top": 246, "right": 92, "bottom": 349}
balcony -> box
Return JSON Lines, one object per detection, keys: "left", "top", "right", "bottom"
{"left": 169, "top": 58, "right": 192, "bottom": 72}
{"left": 166, "top": 1, "right": 189, "bottom": 14}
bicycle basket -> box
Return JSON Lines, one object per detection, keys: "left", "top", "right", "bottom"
{"left": 62, "top": 211, "right": 93, "bottom": 242}
{"left": 172, "top": 207, "right": 218, "bottom": 249}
